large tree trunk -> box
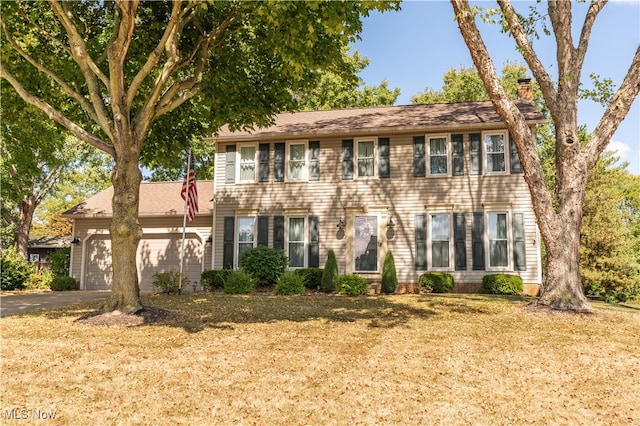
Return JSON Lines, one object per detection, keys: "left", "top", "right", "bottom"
{"left": 15, "top": 196, "right": 36, "bottom": 257}
{"left": 104, "top": 141, "right": 144, "bottom": 313}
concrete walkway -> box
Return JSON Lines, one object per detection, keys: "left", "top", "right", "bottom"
{"left": 0, "top": 291, "right": 110, "bottom": 317}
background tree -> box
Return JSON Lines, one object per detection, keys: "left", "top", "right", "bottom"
{"left": 1, "top": 0, "right": 399, "bottom": 313}
{"left": 451, "top": 0, "right": 640, "bottom": 311}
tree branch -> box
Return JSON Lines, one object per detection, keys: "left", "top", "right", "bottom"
{"left": 574, "top": 1, "right": 606, "bottom": 79}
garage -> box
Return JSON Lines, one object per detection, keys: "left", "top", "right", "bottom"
{"left": 84, "top": 233, "right": 204, "bottom": 292}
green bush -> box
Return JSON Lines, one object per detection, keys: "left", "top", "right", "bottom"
{"left": 482, "top": 274, "right": 523, "bottom": 295}
{"left": 152, "top": 271, "right": 189, "bottom": 294}
{"left": 1, "top": 246, "right": 33, "bottom": 290}
{"left": 50, "top": 276, "right": 77, "bottom": 291}
{"left": 49, "top": 247, "right": 71, "bottom": 277}
{"left": 275, "top": 272, "right": 306, "bottom": 295}
{"left": 201, "top": 269, "right": 231, "bottom": 291}
{"left": 418, "top": 272, "right": 455, "bottom": 293}
{"left": 336, "top": 274, "right": 369, "bottom": 296}
{"left": 295, "top": 268, "right": 324, "bottom": 289}
{"left": 26, "top": 269, "right": 54, "bottom": 289}
{"left": 224, "top": 270, "right": 254, "bottom": 294}
{"left": 238, "top": 246, "right": 288, "bottom": 287}
{"left": 381, "top": 251, "right": 398, "bottom": 294}
{"left": 321, "top": 249, "right": 339, "bottom": 293}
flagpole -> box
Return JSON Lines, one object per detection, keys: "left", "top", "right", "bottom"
{"left": 179, "top": 150, "right": 192, "bottom": 294}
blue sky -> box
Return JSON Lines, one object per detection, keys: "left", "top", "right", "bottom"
{"left": 351, "top": 0, "right": 640, "bottom": 175}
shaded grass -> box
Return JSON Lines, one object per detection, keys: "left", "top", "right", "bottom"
{"left": 1, "top": 293, "right": 639, "bottom": 425}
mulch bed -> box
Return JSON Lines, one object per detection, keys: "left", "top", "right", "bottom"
{"left": 75, "top": 306, "right": 178, "bottom": 326}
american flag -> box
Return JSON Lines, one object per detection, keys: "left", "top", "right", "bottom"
{"left": 181, "top": 151, "right": 199, "bottom": 221}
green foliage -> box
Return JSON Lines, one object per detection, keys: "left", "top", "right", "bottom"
{"left": 152, "top": 271, "right": 189, "bottom": 294}
{"left": 201, "top": 270, "right": 231, "bottom": 291}
{"left": 418, "top": 273, "right": 455, "bottom": 293}
{"left": 25, "top": 269, "right": 54, "bottom": 290}
{"left": 336, "top": 274, "right": 369, "bottom": 296}
{"left": 49, "top": 247, "right": 71, "bottom": 277}
{"left": 1, "top": 246, "right": 33, "bottom": 290}
{"left": 381, "top": 251, "right": 398, "bottom": 294}
{"left": 238, "top": 246, "right": 288, "bottom": 287}
{"left": 224, "top": 270, "right": 254, "bottom": 295}
{"left": 321, "top": 249, "right": 339, "bottom": 293}
{"left": 482, "top": 274, "right": 524, "bottom": 295}
{"left": 275, "top": 272, "right": 306, "bottom": 296}
{"left": 294, "top": 268, "right": 324, "bottom": 289}
{"left": 50, "top": 275, "right": 77, "bottom": 291}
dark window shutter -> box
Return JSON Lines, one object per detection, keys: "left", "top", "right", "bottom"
{"left": 274, "top": 143, "right": 285, "bottom": 182}
{"left": 454, "top": 213, "right": 467, "bottom": 270}
{"left": 513, "top": 212, "right": 527, "bottom": 270}
{"left": 308, "top": 215, "right": 320, "bottom": 268}
{"left": 509, "top": 134, "right": 523, "bottom": 174}
{"left": 225, "top": 145, "right": 236, "bottom": 184}
{"left": 309, "top": 141, "right": 320, "bottom": 181}
{"left": 257, "top": 216, "right": 269, "bottom": 247}
{"left": 413, "top": 136, "right": 425, "bottom": 177}
{"left": 472, "top": 212, "right": 485, "bottom": 270}
{"left": 452, "top": 134, "right": 464, "bottom": 176}
{"left": 259, "top": 144, "right": 270, "bottom": 182}
{"left": 378, "top": 137, "right": 390, "bottom": 178}
{"left": 342, "top": 140, "right": 354, "bottom": 180}
{"left": 223, "top": 217, "right": 235, "bottom": 269}
{"left": 470, "top": 133, "right": 482, "bottom": 175}
{"left": 273, "top": 216, "right": 284, "bottom": 250}
{"left": 415, "top": 214, "right": 427, "bottom": 270}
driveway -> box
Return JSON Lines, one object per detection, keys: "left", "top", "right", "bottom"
{"left": 0, "top": 291, "right": 110, "bottom": 317}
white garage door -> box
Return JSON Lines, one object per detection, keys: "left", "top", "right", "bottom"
{"left": 84, "top": 233, "right": 203, "bottom": 292}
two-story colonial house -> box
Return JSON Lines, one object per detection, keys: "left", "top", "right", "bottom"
{"left": 209, "top": 81, "right": 546, "bottom": 295}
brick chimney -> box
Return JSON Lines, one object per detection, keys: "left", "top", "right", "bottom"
{"left": 517, "top": 78, "right": 533, "bottom": 102}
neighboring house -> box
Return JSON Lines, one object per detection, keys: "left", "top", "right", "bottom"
{"left": 62, "top": 181, "right": 214, "bottom": 292}
{"left": 27, "top": 236, "right": 70, "bottom": 270}
{"left": 208, "top": 80, "right": 545, "bottom": 295}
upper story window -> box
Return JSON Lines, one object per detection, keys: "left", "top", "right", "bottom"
{"left": 414, "top": 134, "right": 462, "bottom": 177}
{"left": 342, "top": 137, "right": 389, "bottom": 180}
{"left": 287, "top": 141, "right": 307, "bottom": 181}
{"left": 238, "top": 145, "right": 257, "bottom": 183}
{"left": 357, "top": 140, "right": 375, "bottom": 177}
{"left": 483, "top": 131, "right": 508, "bottom": 173}
{"left": 428, "top": 135, "right": 449, "bottom": 175}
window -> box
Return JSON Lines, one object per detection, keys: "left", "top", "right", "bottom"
{"left": 428, "top": 136, "right": 449, "bottom": 175}
{"left": 430, "top": 214, "right": 451, "bottom": 268}
{"left": 238, "top": 145, "right": 257, "bottom": 182}
{"left": 237, "top": 217, "right": 255, "bottom": 261}
{"left": 484, "top": 132, "right": 507, "bottom": 173}
{"left": 357, "top": 140, "right": 375, "bottom": 177}
{"left": 288, "top": 217, "right": 305, "bottom": 268}
{"left": 354, "top": 215, "right": 378, "bottom": 271}
{"left": 487, "top": 212, "right": 509, "bottom": 268}
{"left": 287, "top": 141, "right": 307, "bottom": 180}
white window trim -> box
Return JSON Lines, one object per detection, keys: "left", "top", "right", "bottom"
{"left": 236, "top": 216, "right": 256, "bottom": 268}
{"left": 236, "top": 143, "right": 258, "bottom": 184}
{"left": 427, "top": 212, "right": 453, "bottom": 271}
{"left": 353, "top": 213, "right": 381, "bottom": 272}
{"left": 286, "top": 139, "right": 309, "bottom": 182}
{"left": 485, "top": 211, "right": 512, "bottom": 271}
{"left": 355, "top": 137, "right": 378, "bottom": 179}
{"left": 426, "top": 134, "right": 451, "bottom": 177}
{"left": 482, "top": 130, "right": 510, "bottom": 174}
{"left": 285, "top": 216, "right": 307, "bottom": 269}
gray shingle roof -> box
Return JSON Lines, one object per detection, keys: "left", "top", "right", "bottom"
{"left": 62, "top": 181, "right": 214, "bottom": 218}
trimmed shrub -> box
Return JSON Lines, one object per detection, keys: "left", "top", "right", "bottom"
{"left": 49, "top": 247, "right": 71, "bottom": 277}
{"left": 238, "top": 246, "right": 288, "bottom": 287}
{"left": 26, "top": 269, "right": 54, "bottom": 289}
{"left": 294, "top": 268, "right": 324, "bottom": 289}
{"left": 1, "top": 246, "right": 33, "bottom": 290}
{"left": 321, "top": 249, "right": 339, "bottom": 293}
{"left": 275, "top": 272, "right": 306, "bottom": 295}
{"left": 482, "top": 274, "right": 523, "bottom": 295}
{"left": 337, "top": 274, "right": 369, "bottom": 296}
{"left": 224, "top": 270, "right": 254, "bottom": 294}
{"left": 418, "top": 272, "right": 455, "bottom": 293}
{"left": 152, "top": 271, "right": 189, "bottom": 294}
{"left": 50, "top": 276, "right": 77, "bottom": 291}
{"left": 201, "top": 269, "right": 231, "bottom": 291}
{"left": 381, "top": 251, "right": 398, "bottom": 294}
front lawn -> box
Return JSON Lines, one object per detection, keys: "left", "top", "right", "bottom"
{"left": 1, "top": 293, "right": 638, "bottom": 424}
